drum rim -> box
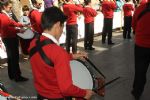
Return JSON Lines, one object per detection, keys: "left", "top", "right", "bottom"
{"left": 73, "top": 59, "right": 96, "bottom": 89}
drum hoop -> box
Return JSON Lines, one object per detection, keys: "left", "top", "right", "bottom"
{"left": 75, "top": 59, "right": 96, "bottom": 89}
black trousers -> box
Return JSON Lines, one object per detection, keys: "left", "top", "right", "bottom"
{"left": 66, "top": 24, "right": 78, "bottom": 53}
{"left": 2, "top": 37, "right": 21, "bottom": 79}
{"left": 84, "top": 22, "right": 94, "bottom": 48}
{"left": 123, "top": 16, "right": 132, "bottom": 39}
{"left": 102, "top": 18, "right": 113, "bottom": 43}
{"left": 37, "top": 94, "right": 72, "bottom": 100}
{"left": 133, "top": 44, "right": 150, "bottom": 95}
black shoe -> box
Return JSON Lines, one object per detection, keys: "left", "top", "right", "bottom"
{"left": 88, "top": 47, "right": 95, "bottom": 50}
{"left": 131, "top": 91, "right": 141, "bottom": 100}
{"left": 14, "top": 76, "right": 29, "bottom": 82}
{"left": 108, "top": 42, "right": 115, "bottom": 45}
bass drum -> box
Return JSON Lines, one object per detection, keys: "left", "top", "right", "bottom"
{"left": 70, "top": 60, "right": 95, "bottom": 89}
{"left": 70, "top": 59, "right": 105, "bottom": 96}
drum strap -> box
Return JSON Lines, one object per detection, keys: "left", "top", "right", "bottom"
{"left": 29, "top": 36, "right": 54, "bottom": 67}
{"left": 137, "top": 2, "right": 150, "bottom": 21}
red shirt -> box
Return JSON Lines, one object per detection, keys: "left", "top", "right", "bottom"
{"left": 63, "top": 4, "right": 83, "bottom": 25}
{"left": 29, "top": 36, "right": 86, "bottom": 98}
{"left": 123, "top": 3, "right": 134, "bottom": 16}
{"left": 0, "top": 13, "right": 23, "bottom": 38}
{"left": 132, "top": 3, "right": 150, "bottom": 48}
{"left": 102, "top": 1, "right": 117, "bottom": 18}
{"left": 83, "top": 6, "right": 97, "bottom": 23}
{"left": 29, "top": 10, "right": 43, "bottom": 34}
{"left": 140, "top": 0, "right": 148, "bottom": 5}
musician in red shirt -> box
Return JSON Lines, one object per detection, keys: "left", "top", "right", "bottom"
{"left": 101, "top": 0, "right": 116, "bottom": 45}
{"left": 123, "top": 0, "right": 134, "bottom": 39}
{"left": 131, "top": 1, "right": 150, "bottom": 100}
{"left": 29, "top": 7, "right": 95, "bottom": 100}
{"left": 0, "top": 0, "right": 28, "bottom": 82}
{"left": 29, "top": 0, "right": 43, "bottom": 34}
{"left": 63, "top": 0, "right": 83, "bottom": 53}
{"left": 83, "top": 0, "right": 97, "bottom": 50}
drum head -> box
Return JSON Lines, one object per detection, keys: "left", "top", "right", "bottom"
{"left": 0, "top": 95, "right": 7, "bottom": 100}
{"left": 70, "top": 60, "right": 93, "bottom": 89}
{"left": 17, "top": 28, "right": 34, "bottom": 39}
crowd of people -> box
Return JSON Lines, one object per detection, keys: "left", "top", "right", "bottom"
{"left": 0, "top": 0, "right": 150, "bottom": 100}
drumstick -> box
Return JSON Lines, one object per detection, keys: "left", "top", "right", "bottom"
{"left": 84, "top": 57, "right": 106, "bottom": 79}
{"left": 97, "top": 76, "right": 120, "bottom": 90}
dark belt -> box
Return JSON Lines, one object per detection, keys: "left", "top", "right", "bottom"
{"left": 37, "top": 94, "right": 72, "bottom": 100}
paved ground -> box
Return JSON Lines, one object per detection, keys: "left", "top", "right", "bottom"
{"left": 0, "top": 31, "right": 150, "bottom": 100}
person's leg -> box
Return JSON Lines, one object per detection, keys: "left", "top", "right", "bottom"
{"left": 102, "top": 18, "right": 108, "bottom": 44}
{"left": 88, "top": 22, "right": 94, "bottom": 49}
{"left": 2, "top": 38, "right": 14, "bottom": 79}
{"left": 71, "top": 25, "right": 78, "bottom": 54}
{"left": 132, "top": 44, "right": 150, "bottom": 98}
{"left": 127, "top": 16, "right": 132, "bottom": 39}
{"left": 123, "top": 17, "right": 127, "bottom": 39}
{"left": 84, "top": 23, "right": 89, "bottom": 49}
{"left": 66, "top": 25, "right": 72, "bottom": 53}
{"left": 107, "top": 18, "right": 114, "bottom": 44}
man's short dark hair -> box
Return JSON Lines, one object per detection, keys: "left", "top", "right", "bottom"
{"left": 22, "top": 5, "right": 29, "bottom": 11}
{"left": 84, "top": 0, "right": 91, "bottom": 5}
{"left": 31, "top": 0, "right": 37, "bottom": 4}
{"left": 41, "top": 7, "right": 67, "bottom": 30}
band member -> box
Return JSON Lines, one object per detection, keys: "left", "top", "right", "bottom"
{"left": 132, "top": 1, "right": 150, "bottom": 100}
{"left": 0, "top": 0, "right": 28, "bottom": 82}
{"left": 29, "top": 6, "right": 95, "bottom": 100}
{"left": 101, "top": 0, "right": 116, "bottom": 45}
{"left": 63, "top": 0, "right": 83, "bottom": 53}
{"left": 29, "top": 0, "right": 43, "bottom": 34}
{"left": 83, "top": 0, "right": 97, "bottom": 50}
{"left": 123, "top": 0, "right": 134, "bottom": 39}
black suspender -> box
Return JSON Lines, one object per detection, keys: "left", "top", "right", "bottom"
{"left": 137, "top": 2, "right": 150, "bottom": 21}
{"left": 29, "top": 36, "right": 54, "bottom": 67}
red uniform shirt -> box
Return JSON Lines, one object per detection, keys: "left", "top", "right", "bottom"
{"left": 0, "top": 13, "right": 23, "bottom": 38}
{"left": 102, "top": 1, "right": 117, "bottom": 18}
{"left": 140, "top": 0, "right": 148, "bottom": 5}
{"left": 83, "top": 6, "right": 97, "bottom": 23}
{"left": 29, "top": 10, "right": 43, "bottom": 34}
{"left": 29, "top": 35, "right": 86, "bottom": 98}
{"left": 63, "top": 4, "right": 83, "bottom": 25}
{"left": 123, "top": 3, "right": 134, "bottom": 16}
{"left": 132, "top": 3, "right": 150, "bottom": 48}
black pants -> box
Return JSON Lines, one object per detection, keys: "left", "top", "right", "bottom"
{"left": 133, "top": 44, "right": 150, "bottom": 95}
{"left": 37, "top": 94, "right": 72, "bottom": 100}
{"left": 102, "top": 18, "right": 113, "bottom": 43}
{"left": 123, "top": 16, "right": 132, "bottom": 39}
{"left": 84, "top": 22, "right": 94, "bottom": 48}
{"left": 66, "top": 24, "right": 78, "bottom": 54}
{"left": 2, "top": 37, "right": 21, "bottom": 79}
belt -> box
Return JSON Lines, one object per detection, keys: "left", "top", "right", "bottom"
{"left": 37, "top": 94, "right": 72, "bottom": 100}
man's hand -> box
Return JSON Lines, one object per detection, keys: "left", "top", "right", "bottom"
{"left": 84, "top": 89, "right": 95, "bottom": 100}
{"left": 72, "top": 51, "right": 88, "bottom": 60}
